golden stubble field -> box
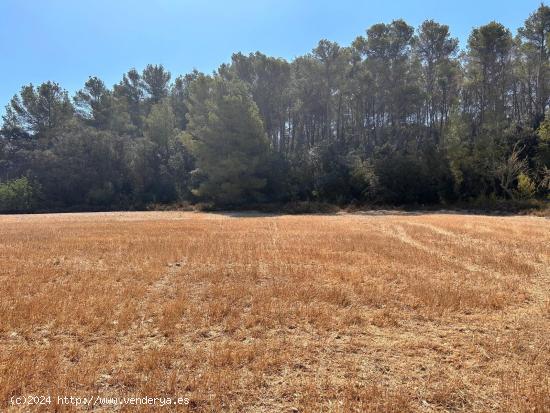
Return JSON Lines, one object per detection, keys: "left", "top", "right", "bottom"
{"left": 0, "top": 211, "right": 549, "bottom": 412}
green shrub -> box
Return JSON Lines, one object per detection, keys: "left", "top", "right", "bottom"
{"left": 0, "top": 177, "right": 37, "bottom": 212}
{"left": 517, "top": 173, "right": 536, "bottom": 199}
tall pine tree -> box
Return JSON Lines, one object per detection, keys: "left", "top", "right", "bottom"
{"left": 183, "top": 75, "right": 270, "bottom": 205}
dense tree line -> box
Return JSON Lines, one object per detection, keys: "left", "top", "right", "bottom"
{"left": 1, "top": 5, "right": 550, "bottom": 212}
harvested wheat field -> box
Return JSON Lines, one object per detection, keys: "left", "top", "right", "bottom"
{"left": 0, "top": 211, "right": 549, "bottom": 412}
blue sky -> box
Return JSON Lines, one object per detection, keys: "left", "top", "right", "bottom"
{"left": 0, "top": 0, "right": 545, "bottom": 115}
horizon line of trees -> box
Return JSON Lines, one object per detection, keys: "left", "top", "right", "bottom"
{"left": 1, "top": 5, "right": 550, "bottom": 212}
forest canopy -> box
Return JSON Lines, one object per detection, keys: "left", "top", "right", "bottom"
{"left": 1, "top": 5, "right": 550, "bottom": 212}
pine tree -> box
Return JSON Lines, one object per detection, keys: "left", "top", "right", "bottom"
{"left": 183, "top": 75, "right": 270, "bottom": 205}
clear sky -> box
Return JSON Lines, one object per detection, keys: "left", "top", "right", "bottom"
{"left": 0, "top": 0, "right": 545, "bottom": 115}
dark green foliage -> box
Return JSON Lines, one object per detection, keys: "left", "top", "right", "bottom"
{"left": 2, "top": 82, "right": 72, "bottom": 140}
{"left": 374, "top": 150, "right": 453, "bottom": 204}
{"left": 142, "top": 64, "right": 171, "bottom": 104}
{"left": 36, "top": 122, "right": 129, "bottom": 208}
{"left": 183, "top": 76, "right": 270, "bottom": 206}
{"left": 1, "top": 5, "right": 550, "bottom": 212}
{"left": 74, "top": 77, "right": 113, "bottom": 129}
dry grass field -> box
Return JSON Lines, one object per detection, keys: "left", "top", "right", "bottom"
{"left": 0, "top": 211, "right": 549, "bottom": 412}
